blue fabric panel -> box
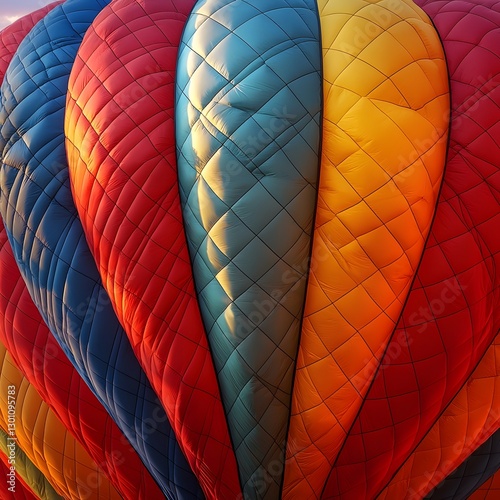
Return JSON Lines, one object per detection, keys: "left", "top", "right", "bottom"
{"left": 0, "top": 1, "right": 203, "bottom": 497}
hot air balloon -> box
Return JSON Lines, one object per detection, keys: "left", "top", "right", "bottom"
{"left": 0, "top": 0, "right": 498, "bottom": 498}
{"left": 0, "top": 8, "right": 175, "bottom": 499}
{"left": 0, "top": 0, "right": 203, "bottom": 497}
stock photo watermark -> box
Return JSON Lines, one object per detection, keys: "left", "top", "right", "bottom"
{"left": 6, "top": 384, "right": 16, "bottom": 493}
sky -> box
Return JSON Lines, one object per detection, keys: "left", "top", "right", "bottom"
{"left": 0, "top": 0, "right": 55, "bottom": 31}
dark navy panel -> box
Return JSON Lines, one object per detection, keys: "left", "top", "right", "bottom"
{"left": 427, "top": 430, "right": 500, "bottom": 499}
{"left": 0, "top": 0, "right": 202, "bottom": 497}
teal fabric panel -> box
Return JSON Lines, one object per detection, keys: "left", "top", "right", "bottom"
{"left": 176, "top": 0, "right": 322, "bottom": 497}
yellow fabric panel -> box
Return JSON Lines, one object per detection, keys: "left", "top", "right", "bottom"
{"left": 284, "top": 0, "right": 449, "bottom": 498}
{"left": 0, "top": 427, "right": 62, "bottom": 500}
{"left": 378, "top": 333, "right": 500, "bottom": 499}
{"left": 0, "top": 342, "right": 121, "bottom": 500}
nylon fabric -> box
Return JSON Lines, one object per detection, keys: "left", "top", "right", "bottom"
{"left": 0, "top": 216, "right": 165, "bottom": 500}
{"left": 65, "top": 0, "right": 240, "bottom": 497}
{"left": 469, "top": 468, "right": 500, "bottom": 500}
{"left": 0, "top": 10, "right": 168, "bottom": 500}
{"left": 0, "top": 342, "right": 120, "bottom": 500}
{"left": 283, "top": 1, "right": 449, "bottom": 497}
{"left": 0, "top": 427, "right": 61, "bottom": 500}
{"left": 176, "top": 0, "right": 322, "bottom": 497}
{"left": 377, "top": 333, "right": 500, "bottom": 499}
{"left": 322, "top": 0, "right": 500, "bottom": 498}
{"left": 425, "top": 430, "right": 500, "bottom": 499}
{"left": 0, "top": 1, "right": 498, "bottom": 499}
{"left": 0, "top": 0, "right": 203, "bottom": 497}
{"left": 0, "top": 1, "right": 62, "bottom": 79}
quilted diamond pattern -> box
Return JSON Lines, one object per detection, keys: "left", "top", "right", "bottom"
{"left": 322, "top": 0, "right": 500, "bottom": 498}
{"left": 0, "top": 1, "right": 62, "bottom": 80}
{"left": 469, "top": 468, "right": 500, "bottom": 500}
{"left": 0, "top": 342, "right": 121, "bottom": 499}
{"left": 377, "top": 333, "right": 500, "bottom": 499}
{"left": 0, "top": 11, "right": 169, "bottom": 500}
{"left": 0, "top": 219, "right": 165, "bottom": 500}
{"left": 0, "top": 0, "right": 497, "bottom": 498}
{"left": 176, "top": 0, "right": 321, "bottom": 496}
{"left": 283, "top": 0, "right": 449, "bottom": 497}
{"left": 426, "top": 429, "right": 500, "bottom": 499}
{"left": 0, "top": 427, "right": 60, "bottom": 500}
{"left": 65, "top": 0, "right": 240, "bottom": 497}
{"left": 0, "top": 0, "right": 202, "bottom": 497}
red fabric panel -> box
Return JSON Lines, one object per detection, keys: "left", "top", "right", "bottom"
{"left": 0, "top": 9, "right": 164, "bottom": 500}
{"left": 0, "top": 1, "right": 63, "bottom": 79}
{"left": 65, "top": 0, "right": 240, "bottom": 497}
{"left": 0, "top": 221, "right": 164, "bottom": 500}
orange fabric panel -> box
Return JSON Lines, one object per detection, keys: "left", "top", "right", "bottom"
{"left": 0, "top": 342, "right": 121, "bottom": 500}
{"left": 378, "top": 333, "right": 500, "bottom": 498}
{"left": 283, "top": 0, "right": 449, "bottom": 497}
{"left": 0, "top": 426, "right": 62, "bottom": 499}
